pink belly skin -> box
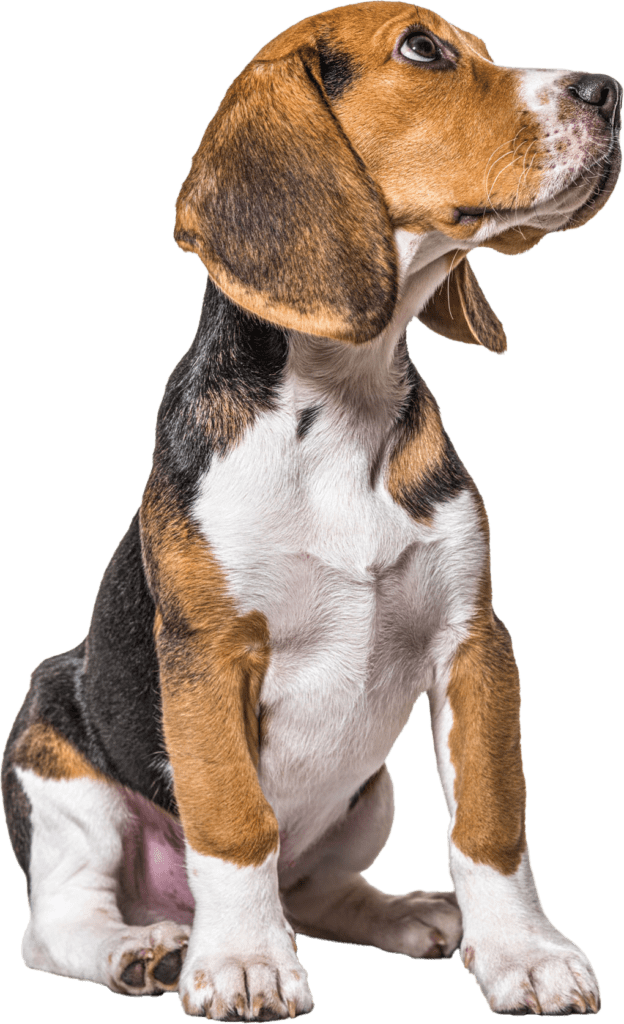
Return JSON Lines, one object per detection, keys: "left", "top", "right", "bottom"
{"left": 119, "top": 788, "right": 195, "bottom": 926}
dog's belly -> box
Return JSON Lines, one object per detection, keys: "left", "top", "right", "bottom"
{"left": 193, "top": 406, "right": 486, "bottom": 860}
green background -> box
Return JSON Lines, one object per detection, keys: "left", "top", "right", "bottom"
{"left": 2, "top": 0, "right": 618, "bottom": 1019}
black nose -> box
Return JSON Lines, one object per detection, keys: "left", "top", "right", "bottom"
{"left": 568, "top": 73, "right": 621, "bottom": 124}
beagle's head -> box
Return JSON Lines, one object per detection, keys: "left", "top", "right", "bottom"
{"left": 175, "top": 2, "right": 620, "bottom": 350}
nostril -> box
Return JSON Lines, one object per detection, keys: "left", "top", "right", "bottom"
{"left": 568, "top": 73, "right": 621, "bottom": 123}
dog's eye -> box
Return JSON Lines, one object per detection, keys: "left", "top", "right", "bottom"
{"left": 400, "top": 34, "right": 440, "bottom": 63}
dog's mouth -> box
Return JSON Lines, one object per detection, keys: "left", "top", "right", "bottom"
{"left": 453, "top": 141, "right": 621, "bottom": 233}
{"left": 452, "top": 201, "right": 538, "bottom": 227}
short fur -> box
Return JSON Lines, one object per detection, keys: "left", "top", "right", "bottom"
{"left": 3, "top": 3, "right": 620, "bottom": 1019}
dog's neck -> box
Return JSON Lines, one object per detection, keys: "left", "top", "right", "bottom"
{"left": 178, "top": 230, "right": 462, "bottom": 473}
{"left": 285, "top": 228, "right": 463, "bottom": 430}
{"left": 393, "top": 227, "right": 466, "bottom": 319}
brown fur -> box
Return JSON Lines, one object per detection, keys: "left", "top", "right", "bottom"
{"left": 446, "top": 497, "right": 526, "bottom": 875}
{"left": 174, "top": 3, "right": 557, "bottom": 346}
{"left": 152, "top": 2, "right": 617, "bottom": 881}
{"left": 11, "top": 722, "right": 106, "bottom": 783}
{"left": 387, "top": 371, "right": 469, "bottom": 523}
{"left": 418, "top": 255, "right": 507, "bottom": 352}
{"left": 174, "top": 3, "right": 616, "bottom": 352}
{"left": 329, "top": 7, "right": 547, "bottom": 234}
{"left": 388, "top": 387, "right": 525, "bottom": 871}
{"left": 175, "top": 53, "right": 397, "bottom": 343}
{"left": 172, "top": 0, "right": 618, "bottom": 347}
{"left": 387, "top": 384, "right": 447, "bottom": 512}
{"left": 140, "top": 484, "right": 278, "bottom": 866}
{"left": 483, "top": 224, "right": 548, "bottom": 256}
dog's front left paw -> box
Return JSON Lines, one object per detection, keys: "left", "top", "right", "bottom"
{"left": 462, "top": 934, "right": 600, "bottom": 1015}
{"left": 179, "top": 940, "right": 313, "bottom": 1020}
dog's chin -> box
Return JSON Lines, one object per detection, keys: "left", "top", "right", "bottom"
{"left": 556, "top": 145, "right": 621, "bottom": 232}
{"left": 473, "top": 142, "right": 620, "bottom": 256}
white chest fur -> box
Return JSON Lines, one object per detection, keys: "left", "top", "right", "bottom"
{"left": 192, "top": 356, "right": 485, "bottom": 860}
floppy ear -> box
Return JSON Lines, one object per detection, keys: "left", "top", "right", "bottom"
{"left": 418, "top": 256, "right": 507, "bottom": 353}
{"left": 175, "top": 53, "right": 397, "bottom": 343}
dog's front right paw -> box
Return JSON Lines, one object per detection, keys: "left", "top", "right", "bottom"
{"left": 179, "top": 943, "right": 313, "bottom": 1020}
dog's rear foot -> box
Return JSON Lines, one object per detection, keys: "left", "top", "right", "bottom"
{"left": 108, "top": 920, "right": 191, "bottom": 996}
{"left": 368, "top": 889, "right": 462, "bottom": 959}
{"left": 285, "top": 876, "right": 462, "bottom": 960}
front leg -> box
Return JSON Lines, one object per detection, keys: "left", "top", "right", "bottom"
{"left": 141, "top": 495, "right": 312, "bottom": 1020}
{"left": 430, "top": 608, "right": 600, "bottom": 1015}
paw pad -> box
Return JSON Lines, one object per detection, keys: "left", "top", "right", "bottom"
{"left": 118, "top": 944, "right": 186, "bottom": 993}
{"left": 153, "top": 949, "right": 185, "bottom": 986}
{"left": 120, "top": 959, "right": 148, "bottom": 988}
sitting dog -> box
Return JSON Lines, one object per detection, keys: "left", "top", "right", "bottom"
{"left": 3, "top": 2, "right": 620, "bottom": 1018}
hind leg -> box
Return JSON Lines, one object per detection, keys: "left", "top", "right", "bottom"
{"left": 280, "top": 766, "right": 462, "bottom": 959}
{"left": 14, "top": 765, "right": 190, "bottom": 995}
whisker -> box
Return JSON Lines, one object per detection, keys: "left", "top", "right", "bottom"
{"left": 446, "top": 248, "right": 464, "bottom": 321}
{"left": 486, "top": 154, "right": 525, "bottom": 216}
{"left": 514, "top": 145, "right": 538, "bottom": 238}
{"left": 483, "top": 132, "right": 524, "bottom": 186}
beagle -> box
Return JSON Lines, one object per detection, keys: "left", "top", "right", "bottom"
{"left": 3, "top": 2, "right": 620, "bottom": 1019}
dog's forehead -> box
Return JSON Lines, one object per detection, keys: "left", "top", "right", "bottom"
{"left": 254, "top": 2, "right": 489, "bottom": 67}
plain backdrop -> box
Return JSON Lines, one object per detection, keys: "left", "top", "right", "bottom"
{"left": 1, "top": 1, "right": 622, "bottom": 1022}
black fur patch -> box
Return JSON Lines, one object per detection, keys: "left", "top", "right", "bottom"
{"left": 317, "top": 40, "right": 360, "bottom": 101}
{"left": 2, "top": 282, "right": 289, "bottom": 820}
{"left": 392, "top": 361, "right": 471, "bottom": 520}
{"left": 399, "top": 438, "right": 470, "bottom": 521}
{"left": 1, "top": 522, "right": 175, "bottom": 814}
{"left": 1, "top": 763, "right": 32, "bottom": 888}
{"left": 296, "top": 405, "right": 321, "bottom": 440}
{"left": 153, "top": 277, "right": 288, "bottom": 510}
{"left": 81, "top": 515, "right": 176, "bottom": 811}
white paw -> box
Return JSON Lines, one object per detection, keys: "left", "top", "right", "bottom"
{"left": 179, "top": 932, "right": 313, "bottom": 1020}
{"left": 462, "top": 933, "right": 600, "bottom": 1015}
{"left": 107, "top": 920, "right": 191, "bottom": 995}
